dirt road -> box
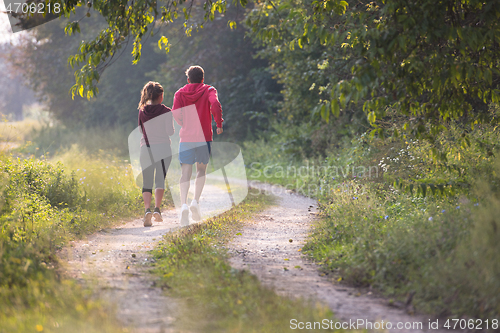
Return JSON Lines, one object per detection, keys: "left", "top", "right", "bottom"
{"left": 62, "top": 181, "right": 454, "bottom": 332}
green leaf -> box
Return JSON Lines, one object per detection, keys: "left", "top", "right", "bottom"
{"left": 368, "top": 111, "right": 376, "bottom": 124}
{"left": 320, "top": 104, "right": 330, "bottom": 123}
{"left": 420, "top": 184, "right": 426, "bottom": 197}
{"left": 429, "top": 184, "right": 436, "bottom": 196}
{"left": 331, "top": 99, "right": 340, "bottom": 117}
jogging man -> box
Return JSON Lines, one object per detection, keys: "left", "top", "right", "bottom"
{"left": 172, "top": 65, "right": 223, "bottom": 226}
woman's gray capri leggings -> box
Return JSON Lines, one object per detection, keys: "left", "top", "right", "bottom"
{"left": 140, "top": 143, "right": 172, "bottom": 193}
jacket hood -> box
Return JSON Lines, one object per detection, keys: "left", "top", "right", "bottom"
{"left": 176, "top": 83, "right": 210, "bottom": 105}
{"left": 141, "top": 104, "right": 168, "bottom": 118}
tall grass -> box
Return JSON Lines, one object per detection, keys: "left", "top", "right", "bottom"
{"left": 244, "top": 124, "right": 500, "bottom": 320}
{"left": 0, "top": 145, "right": 146, "bottom": 332}
{"left": 0, "top": 118, "right": 44, "bottom": 146}
{"left": 20, "top": 123, "right": 132, "bottom": 157}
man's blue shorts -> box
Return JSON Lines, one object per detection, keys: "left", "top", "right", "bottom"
{"left": 178, "top": 141, "right": 212, "bottom": 165}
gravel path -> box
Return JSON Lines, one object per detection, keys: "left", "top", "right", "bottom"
{"left": 61, "top": 182, "right": 231, "bottom": 333}
{"left": 61, "top": 180, "right": 455, "bottom": 332}
{"left": 228, "top": 181, "right": 453, "bottom": 333}
{"left": 62, "top": 210, "right": 179, "bottom": 333}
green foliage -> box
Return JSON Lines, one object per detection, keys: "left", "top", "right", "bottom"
{"left": 22, "top": 123, "right": 132, "bottom": 157}
{"left": 44, "top": 0, "right": 238, "bottom": 98}
{"left": 0, "top": 149, "right": 144, "bottom": 331}
{"left": 243, "top": 0, "right": 369, "bottom": 156}
{"left": 245, "top": 122, "right": 500, "bottom": 318}
{"left": 247, "top": 0, "right": 500, "bottom": 141}
{"left": 13, "top": 11, "right": 166, "bottom": 131}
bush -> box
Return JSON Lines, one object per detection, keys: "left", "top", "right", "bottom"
{"left": 0, "top": 148, "right": 144, "bottom": 331}
{"left": 300, "top": 124, "right": 500, "bottom": 319}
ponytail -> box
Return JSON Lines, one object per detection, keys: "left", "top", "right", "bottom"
{"left": 138, "top": 81, "right": 164, "bottom": 110}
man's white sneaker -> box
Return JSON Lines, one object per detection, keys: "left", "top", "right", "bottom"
{"left": 180, "top": 204, "right": 190, "bottom": 226}
{"left": 190, "top": 199, "right": 202, "bottom": 221}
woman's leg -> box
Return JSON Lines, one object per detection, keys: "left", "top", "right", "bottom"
{"left": 154, "top": 189, "right": 164, "bottom": 208}
{"left": 154, "top": 154, "right": 172, "bottom": 208}
{"left": 143, "top": 192, "right": 152, "bottom": 209}
{"left": 140, "top": 145, "right": 155, "bottom": 209}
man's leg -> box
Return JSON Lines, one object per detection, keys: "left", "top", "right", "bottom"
{"left": 194, "top": 162, "right": 208, "bottom": 202}
{"left": 180, "top": 163, "right": 193, "bottom": 206}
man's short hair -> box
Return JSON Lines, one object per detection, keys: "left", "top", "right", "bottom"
{"left": 186, "top": 66, "right": 204, "bottom": 83}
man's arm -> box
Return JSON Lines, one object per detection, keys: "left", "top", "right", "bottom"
{"left": 208, "top": 87, "right": 223, "bottom": 131}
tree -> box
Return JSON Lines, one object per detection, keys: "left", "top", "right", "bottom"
{"left": 11, "top": 0, "right": 241, "bottom": 99}
{"left": 0, "top": 43, "right": 35, "bottom": 121}
{"left": 247, "top": 0, "right": 500, "bottom": 142}
{"left": 243, "top": 0, "right": 368, "bottom": 157}
{"left": 12, "top": 9, "right": 167, "bottom": 129}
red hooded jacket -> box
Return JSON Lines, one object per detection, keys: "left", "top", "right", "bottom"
{"left": 172, "top": 83, "right": 223, "bottom": 142}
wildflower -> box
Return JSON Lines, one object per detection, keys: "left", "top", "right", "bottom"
{"left": 474, "top": 203, "right": 479, "bottom": 206}
{"left": 332, "top": 177, "right": 335, "bottom": 180}
{"left": 83, "top": 169, "right": 86, "bottom": 172}
{"left": 87, "top": 199, "right": 90, "bottom": 201}
{"left": 353, "top": 197, "right": 358, "bottom": 200}
{"left": 428, "top": 217, "right": 433, "bottom": 221}
{"left": 110, "top": 177, "right": 113, "bottom": 180}
{"left": 83, "top": 177, "right": 86, "bottom": 180}
{"left": 441, "top": 209, "right": 445, "bottom": 213}
{"left": 456, "top": 206, "right": 460, "bottom": 209}
{"left": 384, "top": 215, "right": 389, "bottom": 220}
{"left": 77, "top": 169, "right": 80, "bottom": 171}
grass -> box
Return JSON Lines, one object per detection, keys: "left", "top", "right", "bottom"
{"left": 150, "top": 189, "right": 346, "bottom": 333}
{"left": 0, "top": 146, "right": 154, "bottom": 332}
{"left": 6, "top": 121, "right": 133, "bottom": 158}
{"left": 242, "top": 123, "right": 500, "bottom": 321}
{"left": 0, "top": 118, "right": 44, "bottom": 145}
